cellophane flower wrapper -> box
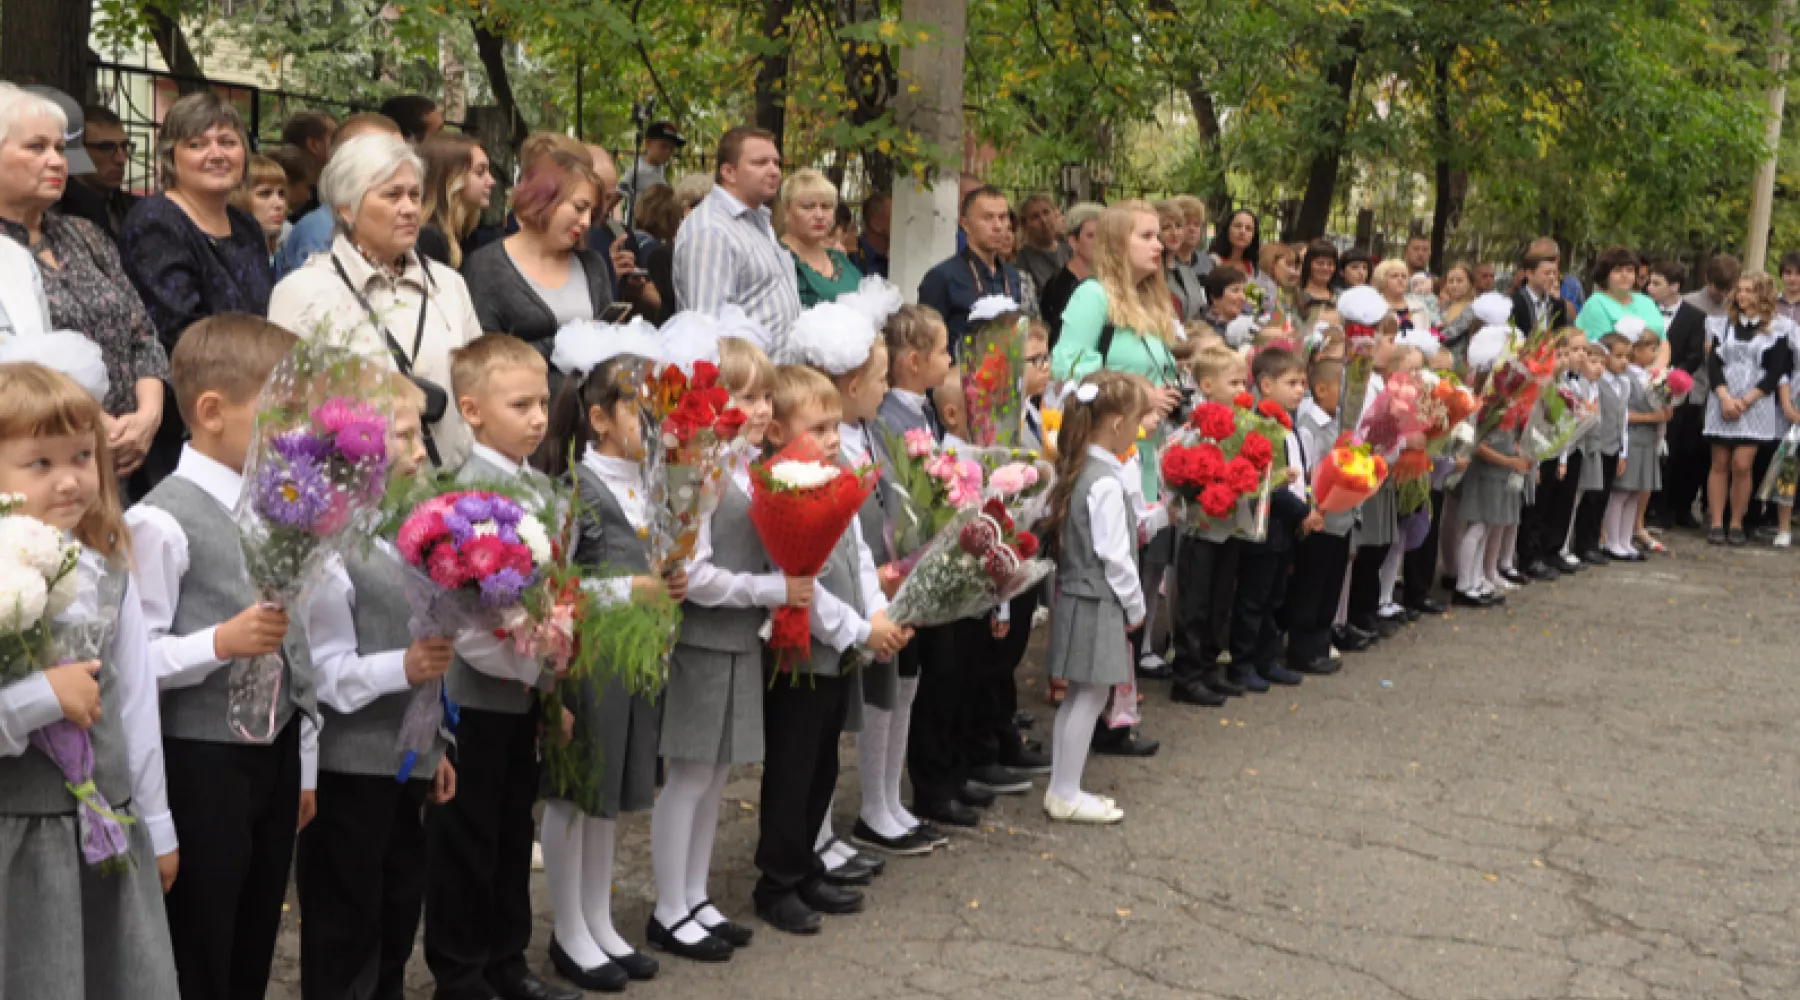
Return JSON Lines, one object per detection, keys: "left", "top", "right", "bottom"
{"left": 1758, "top": 425, "right": 1800, "bottom": 505}
{"left": 747, "top": 438, "right": 875, "bottom": 675}
{"left": 232, "top": 335, "right": 394, "bottom": 743}
{"left": 962, "top": 319, "right": 1029, "bottom": 449}
{"left": 640, "top": 360, "right": 751, "bottom": 574}
{"left": 1472, "top": 332, "right": 1557, "bottom": 444}
{"left": 1519, "top": 387, "right": 1597, "bottom": 463}
{"left": 377, "top": 478, "right": 562, "bottom": 781}
{"left": 1311, "top": 441, "right": 1387, "bottom": 513}
{"left": 1105, "top": 673, "right": 1140, "bottom": 729}
{"left": 1646, "top": 368, "right": 1694, "bottom": 412}
{"left": 887, "top": 504, "right": 1052, "bottom": 628}
{"left": 1357, "top": 371, "right": 1435, "bottom": 453}
{"left": 974, "top": 450, "right": 1057, "bottom": 529}
{"left": 0, "top": 534, "right": 137, "bottom": 873}
{"left": 1158, "top": 396, "right": 1287, "bottom": 542}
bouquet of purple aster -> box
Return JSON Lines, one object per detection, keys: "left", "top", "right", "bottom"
{"left": 230, "top": 336, "right": 394, "bottom": 742}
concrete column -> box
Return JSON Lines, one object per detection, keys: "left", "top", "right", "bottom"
{"left": 889, "top": 0, "right": 966, "bottom": 303}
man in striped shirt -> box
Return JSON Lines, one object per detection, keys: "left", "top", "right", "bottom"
{"left": 673, "top": 126, "right": 801, "bottom": 360}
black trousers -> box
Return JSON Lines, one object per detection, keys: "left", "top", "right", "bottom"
{"left": 298, "top": 770, "right": 432, "bottom": 1000}
{"left": 162, "top": 721, "right": 301, "bottom": 1000}
{"left": 754, "top": 666, "right": 849, "bottom": 906}
{"left": 1517, "top": 458, "right": 1568, "bottom": 567}
{"left": 1229, "top": 543, "right": 1290, "bottom": 674}
{"left": 424, "top": 707, "right": 540, "bottom": 1000}
{"left": 905, "top": 623, "right": 970, "bottom": 806}
{"left": 1535, "top": 454, "right": 1583, "bottom": 561}
{"left": 1346, "top": 542, "right": 1386, "bottom": 631}
{"left": 964, "top": 588, "right": 1039, "bottom": 768}
{"left": 1664, "top": 402, "right": 1707, "bottom": 522}
{"left": 1285, "top": 530, "right": 1351, "bottom": 667}
{"left": 1574, "top": 452, "right": 1619, "bottom": 554}
{"left": 1402, "top": 489, "right": 1448, "bottom": 607}
{"left": 1170, "top": 534, "right": 1239, "bottom": 689}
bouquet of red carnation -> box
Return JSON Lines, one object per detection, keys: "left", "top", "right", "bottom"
{"left": 887, "top": 500, "right": 1051, "bottom": 627}
{"left": 746, "top": 436, "right": 876, "bottom": 674}
{"left": 1158, "top": 393, "right": 1282, "bottom": 541}
{"left": 1311, "top": 436, "right": 1387, "bottom": 512}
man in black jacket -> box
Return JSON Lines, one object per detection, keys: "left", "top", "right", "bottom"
{"left": 1511, "top": 247, "right": 1569, "bottom": 335}
{"left": 1649, "top": 258, "right": 1711, "bottom": 529}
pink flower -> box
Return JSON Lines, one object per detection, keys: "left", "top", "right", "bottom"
{"left": 925, "top": 453, "right": 958, "bottom": 482}
{"left": 398, "top": 511, "right": 449, "bottom": 564}
{"left": 903, "top": 428, "right": 935, "bottom": 458}
{"left": 313, "top": 397, "right": 383, "bottom": 434}
{"left": 426, "top": 542, "right": 470, "bottom": 589}
{"left": 987, "top": 462, "right": 1036, "bottom": 496}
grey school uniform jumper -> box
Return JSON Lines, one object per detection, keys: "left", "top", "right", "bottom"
{"left": 1457, "top": 427, "right": 1523, "bottom": 526}
{"left": 1619, "top": 372, "right": 1664, "bottom": 493}
{"left": 1048, "top": 454, "right": 1136, "bottom": 687}
{"left": 0, "top": 576, "right": 179, "bottom": 1000}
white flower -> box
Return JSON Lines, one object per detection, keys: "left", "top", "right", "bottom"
{"left": 0, "top": 515, "right": 70, "bottom": 576}
{"left": 516, "top": 516, "right": 553, "bottom": 565}
{"left": 43, "top": 564, "right": 79, "bottom": 619}
{"left": 770, "top": 460, "right": 841, "bottom": 490}
{"left": 0, "top": 559, "right": 48, "bottom": 631}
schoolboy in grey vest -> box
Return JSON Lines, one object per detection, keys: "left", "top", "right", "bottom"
{"left": 1285, "top": 393, "right": 1354, "bottom": 672}
{"left": 423, "top": 442, "right": 571, "bottom": 1000}
{"left": 1575, "top": 364, "right": 1629, "bottom": 558}
{"left": 294, "top": 546, "right": 449, "bottom": 1000}
{"left": 130, "top": 446, "right": 318, "bottom": 1000}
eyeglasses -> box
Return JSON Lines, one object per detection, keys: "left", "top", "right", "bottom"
{"left": 85, "top": 140, "right": 136, "bottom": 157}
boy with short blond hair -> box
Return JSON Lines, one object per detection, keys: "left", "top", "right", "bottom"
{"left": 128, "top": 313, "right": 315, "bottom": 1000}
{"left": 423, "top": 332, "right": 576, "bottom": 1000}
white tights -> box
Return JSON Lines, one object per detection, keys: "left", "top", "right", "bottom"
{"left": 1488, "top": 524, "right": 1514, "bottom": 586}
{"left": 649, "top": 761, "right": 733, "bottom": 946}
{"left": 1377, "top": 536, "right": 1406, "bottom": 610}
{"left": 1456, "top": 522, "right": 1490, "bottom": 595}
{"left": 857, "top": 674, "right": 921, "bottom": 839}
{"left": 541, "top": 800, "right": 635, "bottom": 966}
{"left": 1604, "top": 491, "right": 1639, "bottom": 556}
{"left": 1048, "top": 681, "right": 1109, "bottom": 807}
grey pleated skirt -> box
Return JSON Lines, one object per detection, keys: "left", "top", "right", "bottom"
{"left": 659, "top": 644, "right": 765, "bottom": 766}
{"left": 0, "top": 809, "right": 179, "bottom": 1000}
{"left": 1618, "top": 427, "right": 1662, "bottom": 492}
{"left": 1353, "top": 480, "right": 1397, "bottom": 548}
{"left": 1046, "top": 593, "right": 1131, "bottom": 686}
{"left": 547, "top": 673, "right": 660, "bottom": 818}
{"left": 1456, "top": 462, "right": 1522, "bottom": 526}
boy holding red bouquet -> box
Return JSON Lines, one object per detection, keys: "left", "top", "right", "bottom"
{"left": 1167, "top": 347, "right": 1248, "bottom": 707}
{"left": 1228, "top": 348, "right": 1321, "bottom": 691}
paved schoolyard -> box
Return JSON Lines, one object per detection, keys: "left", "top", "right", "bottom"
{"left": 270, "top": 533, "right": 1800, "bottom": 999}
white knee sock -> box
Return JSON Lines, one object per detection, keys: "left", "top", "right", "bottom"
{"left": 1456, "top": 522, "right": 1490, "bottom": 594}
{"left": 581, "top": 817, "right": 633, "bottom": 956}
{"left": 857, "top": 708, "right": 905, "bottom": 838}
{"left": 816, "top": 797, "right": 855, "bottom": 869}
{"left": 541, "top": 800, "right": 605, "bottom": 967}
{"left": 1483, "top": 527, "right": 1506, "bottom": 590}
{"left": 686, "top": 764, "right": 733, "bottom": 932}
{"left": 1497, "top": 524, "right": 1519, "bottom": 573}
{"left": 888, "top": 676, "right": 921, "bottom": 830}
{"left": 650, "top": 761, "right": 712, "bottom": 942}
{"left": 1047, "top": 682, "right": 1109, "bottom": 806}
{"left": 1378, "top": 536, "right": 1405, "bottom": 609}
{"left": 1604, "top": 492, "right": 1635, "bottom": 554}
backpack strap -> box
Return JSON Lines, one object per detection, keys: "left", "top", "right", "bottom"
{"left": 1097, "top": 322, "right": 1117, "bottom": 369}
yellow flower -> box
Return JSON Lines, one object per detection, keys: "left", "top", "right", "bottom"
{"left": 1338, "top": 449, "right": 1375, "bottom": 483}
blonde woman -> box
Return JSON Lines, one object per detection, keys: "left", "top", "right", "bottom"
{"left": 1373, "top": 256, "right": 1436, "bottom": 335}
{"left": 416, "top": 132, "right": 494, "bottom": 269}
{"left": 777, "top": 167, "right": 861, "bottom": 306}
{"left": 1705, "top": 271, "right": 1793, "bottom": 545}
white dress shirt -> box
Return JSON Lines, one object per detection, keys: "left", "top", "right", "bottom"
{"left": 1116, "top": 449, "right": 1169, "bottom": 543}
{"left": 126, "top": 446, "right": 244, "bottom": 691}
{"left": 1296, "top": 397, "right": 1337, "bottom": 475}
{"left": 1086, "top": 446, "right": 1148, "bottom": 626}
{"left": 685, "top": 452, "right": 789, "bottom": 610}
{"left": 579, "top": 446, "right": 648, "bottom": 607}
{"left": 0, "top": 550, "right": 177, "bottom": 855}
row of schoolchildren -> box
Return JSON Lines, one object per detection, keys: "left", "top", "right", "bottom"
{"left": 5, "top": 290, "right": 1187, "bottom": 1000}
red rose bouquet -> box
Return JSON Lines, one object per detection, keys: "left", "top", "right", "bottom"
{"left": 747, "top": 437, "right": 876, "bottom": 674}
{"left": 641, "top": 359, "right": 750, "bottom": 573}
{"left": 1158, "top": 395, "right": 1283, "bottom": 541}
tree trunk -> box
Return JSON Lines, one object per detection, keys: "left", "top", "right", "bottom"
{"left": 1146, "top": 0, "right": 1229, "bottom": 222}
{"left": 0, "top": 0, "right": 91, "bottom": 97}
{"left": 470, "top": 19, "right": 529, "bottom": 153}
{"left": 1427, "top": 53, "right": 1464, "bottom": 274}
{"left": 146, "top": 6, "right": 206, "bottom": 94}
{"left": 835, "top": 0, "right": 896, "bottom": 195}
{"left": 1292, "top": 23, "right": 1363, "bottom": 241}
{"left": 755, "top": 0, "right": 796, "bottom": 148}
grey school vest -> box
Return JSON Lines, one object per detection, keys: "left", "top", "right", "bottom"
{"left": 1058, "top": 455, "right": 1138, "bottom": 601}
{"left": 857, "top": 426, "right": 894, "bottom": 567}
{"left": 444, "top": 453, "right": 553, "bottom": 715}
{"left": 678, "top": 478, "right": 769, "bottom": 654}
{"left": 1596, "top": 376, "right": 1627, "bottom": 455}
{"left": 574, "top": 463, "right": 650, "bottom": 575}
{"left": 318, "top": 549, "right": 442, "bottom": 779}
{"left": 142, "top": 475, "right": 315, "bottom": 744}
{"left": 803, "top": 528, "right": 862, "bottom": 678}
{"left": 0, "top": 584, "right": 130, "bottom": 815}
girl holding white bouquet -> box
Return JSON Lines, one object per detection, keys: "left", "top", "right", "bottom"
{"left": 0, "top": 347, "right": 180, "bottom": 999}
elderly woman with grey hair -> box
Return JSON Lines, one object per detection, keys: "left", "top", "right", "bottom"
{"left": 1037, "top": 201, "right": 1104, "bottom": 346}
{"left": 268, "top": 131, "right": 481, "bottom": 470}
{"left": 0, "top": 83, "right": 169, "bottom": 478}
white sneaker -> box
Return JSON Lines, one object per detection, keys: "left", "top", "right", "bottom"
{"left": 1776, "top": 532, "right": 1792, "bottom": 548}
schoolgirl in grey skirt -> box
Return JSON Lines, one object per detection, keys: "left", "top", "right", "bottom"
{"left": 1039, "top": 372, "right": 1151, "bottom": 826}
{"left": 1452, "top": 426, "right": 1527, "bottom": 605}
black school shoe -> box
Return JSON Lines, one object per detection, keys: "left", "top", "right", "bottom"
{"left": 1170, "top": 680, "right": 1226, "bottom": 706}
{"left": 754, "top": 895, "right": 821, "bottom": 936}
{"left": 547, "top": 940, "right": 629, "bottom": 994}
{"left": 957, "top": 781, "right": 996, "bottom": 808}
{"left": 966, "top": 763, "right": 1033, "bottom": 795}
{"left": 1092, "top": 727, "right": 1160, "bottom": 757}
{"left": 1408, "top": 597, "right": 1448, "bottom": 615}
{"left": 603, "top": 949, "right": 660, "bottom": 982}
{"left": 1332, "top": 625, "right": 1373, "bottom": 652}
{"left": 851, "top": 819, "right": 935, "bottom": 856}
{"left": 1259, "top": 664, "right": 1304, "bottom": 686}
{"left": 1451, "top": 590, "right": 1501, "bottom": 608}
{"left": 798, "top": 881, "right": 865, "bottom": 915}
{"left": 819, "top": 854, "right": 875, "bottom": 887}
{"left": 1292, "top": 656, "right": 1341, "bottom": 676}
{"left": 999, "top": 745, "right": 1052, "bottom": 774}
{"left": 1500, "top": 567, "right": 1530, "bottom": 586}
{"left": 690, "top": 900, "right": 754, "bottom": 948}
{"left": 646, "top": 914, "right": 735, "bottom": 962}
{"left": 913, "top": 797, "right": 980, "bottom": 828}
{"left": 1524, "top": 560, "right": 1561, "bottom": 581}
{"left": 1581, "top": 549, "right": 1610, "bottom": 566}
